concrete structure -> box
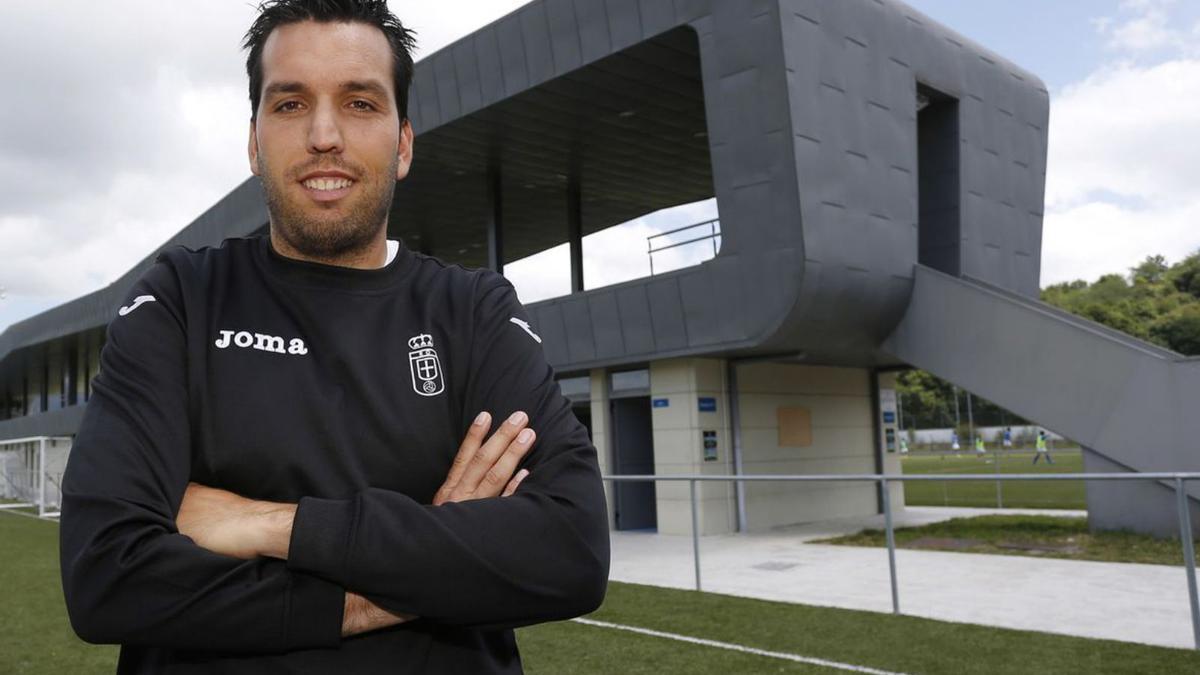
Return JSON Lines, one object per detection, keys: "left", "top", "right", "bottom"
{"left": 1, "top": 0, "right": 1194, "bottom": 536}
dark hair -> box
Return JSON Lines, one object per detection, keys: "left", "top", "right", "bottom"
{"left": 243, "top": 0, "right": 417, "bottom": 122}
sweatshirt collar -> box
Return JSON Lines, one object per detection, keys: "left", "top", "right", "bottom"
{"left": 255, "top": 233, "right": 414, "bottom": 292}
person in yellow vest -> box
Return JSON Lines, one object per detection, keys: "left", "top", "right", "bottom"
{"left": 1033, "top": 430, "right": 1054, "bottom": 465}
{"left": 974, "top": 435, "right": 986, "bottom": 455}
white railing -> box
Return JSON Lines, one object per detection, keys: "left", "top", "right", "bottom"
{"left": 603, "top": 471, "right": 1200, "bottom": 650}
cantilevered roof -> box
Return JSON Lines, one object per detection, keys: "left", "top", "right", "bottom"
{"left": 387, "top": 25, "right": 712, "bottom": 268}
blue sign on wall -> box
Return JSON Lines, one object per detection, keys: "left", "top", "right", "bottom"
{"left": 883, "top": 411, "right": 896, "bottom": 424}
{"left": 698, "top": 397, "right": 717, "bottom": 412}
{"left": 652, "top": 398, "right": 670, "bottom": 408}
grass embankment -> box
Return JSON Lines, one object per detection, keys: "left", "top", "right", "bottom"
{"left": 901, "top": 449, "right": 1086, "bottom": 509}
{"left": 5, "top": 511, "right": 1199, "bottom": 674}
{"left": 817, "top": 514, "right": 1197, "bottom": 566}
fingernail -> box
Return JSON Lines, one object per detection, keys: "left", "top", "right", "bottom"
{"left": 518, "top": 429, "right": 534, "bottom": 444}
{"left": 474, "top": 411, "right": 489, "bottom": 426}
{"left": 508, "top": 411, "right": 527, "bottom": 426}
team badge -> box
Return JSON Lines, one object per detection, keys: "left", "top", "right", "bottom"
{"left": 408, "top": 333, "right": 445, "bottom": 397}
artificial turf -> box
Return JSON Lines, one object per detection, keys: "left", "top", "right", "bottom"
{"left": 5, "top": 510, "right": 1199, "bottom": 674}
{"left": 900, "top": 449, "right": 1087, "bottom": 509}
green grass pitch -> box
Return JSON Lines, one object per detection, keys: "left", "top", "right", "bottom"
{"left": 5, "top": 510, "right": 1200, "bottom": 674}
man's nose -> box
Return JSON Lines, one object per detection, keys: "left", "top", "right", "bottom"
{"left": 307, "top": 102, "right": 344, "bottom": 153}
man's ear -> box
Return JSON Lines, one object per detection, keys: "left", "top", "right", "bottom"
{"left": 248, "top": 119, "right": 261, "bottom": 176}
{"left": 395, "top": 119, "right": 414, "bottom": 182}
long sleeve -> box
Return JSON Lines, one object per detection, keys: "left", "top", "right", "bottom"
{"left": 59, "top": 258, "right": 345, "bottom": 653}
{"left": 286, "top": 272, "right": 610, "bottom": 630}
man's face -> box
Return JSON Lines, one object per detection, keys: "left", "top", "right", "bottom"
{"left": 248, "top": 20, "right": 413, "bottom": 258}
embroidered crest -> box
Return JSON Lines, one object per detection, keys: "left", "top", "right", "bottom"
{"left": 408, "top": 333, "right": 444, "bottom": 397}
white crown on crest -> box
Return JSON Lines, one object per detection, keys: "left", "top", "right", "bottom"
{"left": 408, "top": 334, "right": 434, "bottom": 350}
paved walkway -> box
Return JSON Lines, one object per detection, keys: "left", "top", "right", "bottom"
{"left": 609, "top": 507, "right": 1198, "bottom": 650}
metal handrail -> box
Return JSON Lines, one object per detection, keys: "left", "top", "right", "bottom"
{"left": 602, "top": 471, "right": 1200, "bottom": 650}
{"left": 646, "top": 218, "right": 721, "bottom": 275}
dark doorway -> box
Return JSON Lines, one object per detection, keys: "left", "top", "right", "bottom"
{"left": 917, "top": 84, "right": 961, "bottom": 277}
{"left": 572, "top": 403, "right": 593, "bottom": 441}
{"left": 611, "top": 396, "right": 657, "bottom": 531}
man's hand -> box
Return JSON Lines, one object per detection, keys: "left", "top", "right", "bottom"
{"left": 175, "top": 483, "right": 296, "bottom": 560}
{"left": 433, "top": 410, "right": 534, "bottom": 506}
{"left": 178, "top": 414, "right": 534, "bottom": 637}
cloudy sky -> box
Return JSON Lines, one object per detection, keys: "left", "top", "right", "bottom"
{"left": 2, "top": 0, "right": 1199, "bottom": 331}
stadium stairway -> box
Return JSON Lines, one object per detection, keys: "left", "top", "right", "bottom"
{"left": 883, "top": 264, "right": 1200, "bottom": 536}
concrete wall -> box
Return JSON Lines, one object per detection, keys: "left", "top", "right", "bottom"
{"left": 649, "top": 358, "right": 737, "bottom": 536}
{"left": 587, "top": 368, "right": 617, "bottom": 532}
{"left": 738, "top": 363, "right": 888, "bottom": 530}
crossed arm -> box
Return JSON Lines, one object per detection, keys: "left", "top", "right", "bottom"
{"left": 61, "top": 263, "right": 609, "bottom": 652}
{"left": 175, "top": 409, "right": 536, "bottom": 637}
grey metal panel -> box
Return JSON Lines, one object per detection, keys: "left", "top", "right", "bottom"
{"left": 573, "top": 0, "right": 611, "bottom": 63}
{"left": 496, "top": 14, "right": 529, "bottom": 98}
{"left": 520, "top": 4, "right": 556, "bottom": 85}
{"left": 604, "top": 0, "right": 643, "bottom": 50}
{"left": 615, "top": 286, "right": 655, "bottom": 355}
{"left": 587, "top": 292, "right": 625, "bottom": 359}
{"left": 1083, "top": 449, "right": 1200, "bottom": 538}
{"left": 638, "top": 0, "right": 677, "bottom": 37}
{"left": 473, "top": 28, "right": 507, "bottom": 106}
{"left": 645, "top": 277, "right": 688, "bottom": 351}
{"left": 883, "top": 265, "right": 1200, "bottom": 530}
{"left": 559, "top": 297, "right": 596, "bottom": 362}
{"left": 432, "top": 51, "right": 461, "bottom": 121}
{"left": 530, "top": 304, "right": 569, "bottom": 365}
{"left": 0, "top": 403, "right": 86, "bottom": 439}
{"left": 452, "top": 40, "right": 483, "bottom": 115}
{"left": 545, "top": 0, "right": 583, "bottom": 73}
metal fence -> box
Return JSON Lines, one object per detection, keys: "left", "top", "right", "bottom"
{"left": 603, "top": 472, "right": 1200, "bottom": 650}
{"left": 646, "top": 218, "right": 721, "bottom": 275}
{"left": 0, "top": 436, "right": 71, "bottom": 518}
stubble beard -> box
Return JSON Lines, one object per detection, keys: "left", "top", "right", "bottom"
{"left": 259, "top": 153, "right": 399, "bottom": 260}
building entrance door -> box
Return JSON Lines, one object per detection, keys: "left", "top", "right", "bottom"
{"left": 611, "top": 396, "right": 657, "bottom": 531}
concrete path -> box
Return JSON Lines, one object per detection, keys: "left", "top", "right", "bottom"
{"left": 609, "top": 507, "right": 1198, "bottom": 650}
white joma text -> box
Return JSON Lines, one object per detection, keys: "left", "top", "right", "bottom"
{"left": 214, "top": 330, "right": 308, "bottom": 355}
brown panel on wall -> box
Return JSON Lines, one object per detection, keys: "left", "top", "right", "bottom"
{"left": 778, "top": 406, "right": 812, "bottom": 447}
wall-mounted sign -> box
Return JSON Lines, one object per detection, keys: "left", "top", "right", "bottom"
{"left": 703, "top": 430, "right": 718, "bottom": 461}
{"left": 652, "top": 398, "right": 670, "bottom": 408}
{"left": 698, "top": 397, "right": 717, "bottom": 412}
{"left": 883, "top": 411, "right": 896, "bottom": 424}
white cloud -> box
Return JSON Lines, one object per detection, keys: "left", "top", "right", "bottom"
{"left": 1040, "top": 0, "right": 1200, "bottom": 285}
{"left": 1095, "top": 0, "right": 1198, "bottom": 57}
{"left": 1046, "top": 59, "right": 1200, "bottom": 209}
{"left": 0, "top": 1, "right": 531, "bottom": 331}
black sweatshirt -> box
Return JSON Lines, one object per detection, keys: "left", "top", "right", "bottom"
{"left": 59, "top": 235, "right": 610, "bottom": 673}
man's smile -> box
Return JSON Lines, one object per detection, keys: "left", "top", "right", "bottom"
{"left": 298, "top": 171, "right": 356, "bottom": 202}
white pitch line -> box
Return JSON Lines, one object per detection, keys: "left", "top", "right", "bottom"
{"left": 571, "top": 617, "right": 908, "bottom": 675}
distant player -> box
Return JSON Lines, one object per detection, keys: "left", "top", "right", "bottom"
{"left": 974, "top": 435, "right": 986, "bottom": 455}
{"left": 1002, "top": 426, "right": 1013, "bottom": 449}
{"left": 950, "top": 431, "right": 961, "bottom": 452}
{"left": 1033, "top": 430, "right": 1054, "bottom": 464}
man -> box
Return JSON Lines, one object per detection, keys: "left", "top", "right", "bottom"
{"left": 58, "top": 2, "right": 610, "bottom": 672}
{"left": 1033, "top": 430, "right": 1054, "bottom": 465}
